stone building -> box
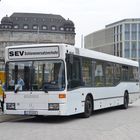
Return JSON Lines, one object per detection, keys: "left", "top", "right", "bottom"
{"left": 0, "top": 12, "right": 75, "bottom": 58}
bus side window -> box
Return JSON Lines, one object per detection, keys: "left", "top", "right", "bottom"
{"left": 66, "top": 55, "right": 81, "bottom": 89}
{"left": 114, "top": 64, "right": 121, "bottom": 84}
{"left": 95, "top": 61, "right": 105, "bottom": 87}
{"left": 82, "top": 58, "right": 92, "bottom": 87}
{"left": 122, "top": 66, "right": 128, "bottom": 81}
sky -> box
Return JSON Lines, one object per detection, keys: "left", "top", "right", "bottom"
{"left": 0, "top": 0, "right": 140, "bottom": 47}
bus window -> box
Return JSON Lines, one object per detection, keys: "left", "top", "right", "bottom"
{"left": 133, "top": 67, "right": 139, "bottom": 81}
{"left": 32, "top": 60, "right": 65, "bottom": 91}
{"left": 122, "top": 66, "right": 129, "bottom": 81}
{"left": 66, "top": 55, "right": 81, "bottom": 89}
{"left": 114, "top": 64, "right": 121, "bottom": 84}
{"left": 105, "top": 63, "right": 114, "bottom": 86}
{"left": 82, "top": 58, "right": 92, "bottom": 87}
{"left": 95, "top": 61, "right": 105, "bottom": 87}
{"left": 129, "top": 66, "right": 139, "bottom": 81}
{"left": 6, "top": 62, "right": 32, "bottom": 91}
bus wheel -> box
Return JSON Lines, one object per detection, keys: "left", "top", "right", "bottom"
{"left": 82, "top": 95, "right": 93, "bottom": 118}
{"left": 121, "top": 93, "right": 129, "bottom": 109}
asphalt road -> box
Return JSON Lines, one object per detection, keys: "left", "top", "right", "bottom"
{"left": 0, "top": 99, "right": 140, "bottom": 140}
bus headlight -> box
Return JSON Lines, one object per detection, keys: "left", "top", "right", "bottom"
{"left": 6, "top": 103, "right": 16, "bottom": 110}
{"left": 48, "top": 103, "right": 59, "bottom": 110}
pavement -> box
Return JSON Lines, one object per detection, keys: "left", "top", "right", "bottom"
{"left": 0, "top": 108, "right": 29, "bottom": 123}
{"left": 0, "top": 112, "right": 24, "bottom": 123}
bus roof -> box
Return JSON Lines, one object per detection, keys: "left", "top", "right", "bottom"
{"left": 65, "top": 45, "right": 139, "bottom": 67}
{"left": 5, "top": 43, "right": 138, "bottom": 67}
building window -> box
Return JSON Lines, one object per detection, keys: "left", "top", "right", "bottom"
{"left": 138, "top": 42, "right": 140, "bottom": 57}
{"left": 125, "top": 24, "right": 130, "bottom": 40}
{"left": 138, "top": 24, "right": 140, "bottom": 40}
{"left": 51, "top": 26, "right": 56, "bottom": 31}
{"left": 131, "top": 24, "right": 137, "bottom": 40}
{"left": 66, "top": 28, "right": 69, "bottom": 31}
{"left": 120, "top": 43, "right": 122, "bottom": 57}
{"left": 131, "top": 42, "right": 137, "bottom": 58}
{"left": 120, "top": 25, "right": 122, "bottom": 33}
{"left": 120, "top": 33, "right": 122, "bottom": 41}
{"left": 33, "top": 25, "right": 38, "bottom": 30}
{"left": 116, "top": 43, "right": 119, "bottom": 56}
{"left": 124, "top": 41, "right": 130, "bottom": 58}
{"left": 9, "top": 25, "right": 12, "bottom": 29}
{"left": 125, "top": 24, "right": 130, "bottom": 32}
{"left": 70, "top": 28, "right": 73, "bottom": 31}
{"left": 125, "top": 32, "right": 130, "bottom": 40}
{"left": 117, "top": 26, "right": 119, "bottom": 34}
{"left": 132, "top": 24, "right": 137, "bottom": 32}
{"left": 23, "top": 24, "right": 29, "bottom": 29}
{"left": 13, "top": 25, "right": 19, "bottom": 29}
{"left": 42, "top": 25, "right": 47, "bottom": 30}
{"left": 132, "top": 32, "right": 137, "bottom": 40}
{"left": 60, "top": 27, "right": 64, "bottom": 31}
{"left": 4, "top": 25, "right": 8, "bottom": 29}
{"left": 114, "top": 44, "right": 117, "bottom": 55}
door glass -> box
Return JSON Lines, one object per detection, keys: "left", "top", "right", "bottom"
{"left": 6, "top": 61, "right": 32, "bottom": 91}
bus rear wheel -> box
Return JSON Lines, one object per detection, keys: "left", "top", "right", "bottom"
{"left": 121, "top": 93, "right": 129, "bottom": 109}
{"left": 82, "top": 95, "right": 93, "bottom": 118}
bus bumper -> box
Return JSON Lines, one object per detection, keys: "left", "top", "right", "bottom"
{"left": 4, "top": 103, "right": 68, "bottom": 116}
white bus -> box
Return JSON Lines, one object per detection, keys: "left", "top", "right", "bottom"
{"left": 4, "top": 44, "right": 140, "bottom": 117}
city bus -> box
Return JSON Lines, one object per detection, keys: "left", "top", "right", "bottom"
{"left": 4, "top": 44, "right": 140, "bottom": 118}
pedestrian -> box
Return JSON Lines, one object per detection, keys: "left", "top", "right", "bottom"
{"left": 17, "top": 75, "right": 24, "bottom": 86}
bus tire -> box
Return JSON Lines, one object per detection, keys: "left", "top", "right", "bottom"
{"left": 81, "top": 95, "right": 93, "bottom": 118}
{"left": 121, "top": 92, "right": 129, "bottom": 109}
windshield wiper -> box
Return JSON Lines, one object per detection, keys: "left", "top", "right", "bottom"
{"left": 14, "top": 85, "right": 21, "bottom": 93}
{"left": 43, "top": 83, "right": 48, "bottom": 93}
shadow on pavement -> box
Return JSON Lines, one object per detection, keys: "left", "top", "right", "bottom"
{"left": 9, "top": 105, "right": 138, "bottom": 124}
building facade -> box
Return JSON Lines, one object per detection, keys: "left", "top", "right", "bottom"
{"left": 85, "top": 19, "right": 140, "bottom": 63}
{"left": 0, "top": 13, "right": 75, "bottom": 58}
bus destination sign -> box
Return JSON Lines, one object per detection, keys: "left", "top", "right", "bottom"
{"left": 8, "top": 46, "right": 59, "bottom": 59}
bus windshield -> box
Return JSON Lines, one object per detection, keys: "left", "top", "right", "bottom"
{"left": 6, "top": 60, "right": 65, "bottom": 92}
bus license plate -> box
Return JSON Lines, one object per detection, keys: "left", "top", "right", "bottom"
{"left": 24, "top": 111, "right": 38, "bottom": 115}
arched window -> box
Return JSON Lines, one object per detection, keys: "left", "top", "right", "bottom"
{"left": 66, "top": 28, "right": 69, "bottom": 31}
{"left": 13, "top": 24, "right": 19, "bottom": 29}
{"left": 23, "top": 24, "right": 29, "bottom": 29}
{"left": 51, "top": 26, "right": 57, "bottom": 31}
{"left": 33, "top": 25, "right": 38, "bottom": 30}
{"left": 60, "top": 27, "right": 64, "bottom": 31}
{"left": 42, "top": 25, "right": 48, "bottom": 30}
